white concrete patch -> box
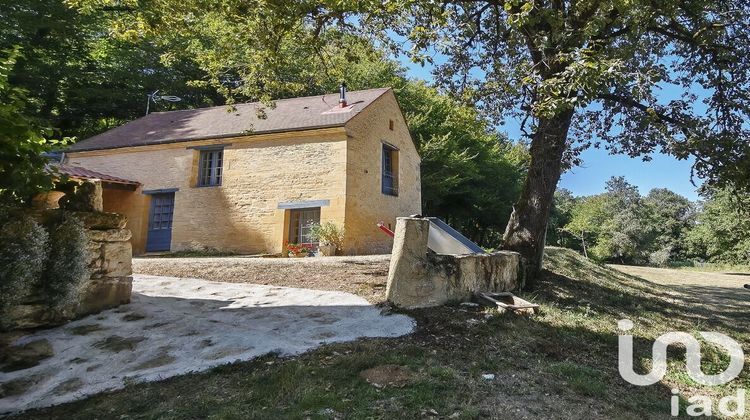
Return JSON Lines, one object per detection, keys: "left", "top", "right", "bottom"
{"left": 0, "top": 275, "right": 414, "bottom": 414}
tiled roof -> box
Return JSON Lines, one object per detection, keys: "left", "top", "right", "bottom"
{"left": 53, "top": 164, "right": 140, "bottom": 186}
{"left": 68, "top": 88, "right": 391, "bottom": 152}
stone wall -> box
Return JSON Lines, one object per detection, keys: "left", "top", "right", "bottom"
{"left": 386, "top": 217, "right": 522, "bottom": 309}
{"left": 75, "top": 211, "right": 133, "bottom": 317}
{"left": 66, "top": 129, "right": 350, "bottom": 255}
{"left": 9, "top": 183, "right": 133, "bottom": 329}
{"left": 343, "top": 90, "right": 423, "bottom": 254}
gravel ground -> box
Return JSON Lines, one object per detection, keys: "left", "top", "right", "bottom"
{"left": 133, "top": 255, "right": 392, "bottom": 303}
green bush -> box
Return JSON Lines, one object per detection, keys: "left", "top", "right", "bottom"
{"left": 41, "top": 215, "right": 89, "bottom": 310}
{"left": 309, "top": 222, "right": 345, "bottom": 251}
{"left": 0, "top": 216, "right": 48, "bottom": 318}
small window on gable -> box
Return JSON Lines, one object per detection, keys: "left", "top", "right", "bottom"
{"left": 381, "top": 143, "right": 399, "bottom": 196}
{"left": 198, "top": 148, "right": 223, "bottom": 187}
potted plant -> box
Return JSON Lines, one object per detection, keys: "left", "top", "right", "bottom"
{"left": 286, "top": 242, "right": 311, "bottom": 258}
{"left": 309, "top": 222, "right": 345, "bottom": 256}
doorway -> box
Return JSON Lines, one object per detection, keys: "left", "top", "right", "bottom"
{"left": 146, "top": 192, "right": 175, "bottom": 252}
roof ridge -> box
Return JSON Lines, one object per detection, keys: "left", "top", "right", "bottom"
{"left": 149, "top": 87, "right": 392, "bottom": 115}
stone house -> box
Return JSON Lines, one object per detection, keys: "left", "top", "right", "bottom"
{"left": 62, "top": 87, "right": 422, "bottom": 255}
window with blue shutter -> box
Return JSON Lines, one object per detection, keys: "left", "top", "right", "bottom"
{"left": 198, "top": 149, "right": 223, "bottom": 187}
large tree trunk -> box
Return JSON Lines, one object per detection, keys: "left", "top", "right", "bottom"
{"left": 503, "top": 110, "right": 574, "bottom": 286}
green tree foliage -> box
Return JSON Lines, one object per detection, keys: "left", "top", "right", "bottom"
{"left": 365, "top": 0, "right": 750, "bottom": 276}
{"left": 397, "top": 81, "right": 526, "bottom": 245}
{"left": 561, "top": 177, "right": 696, "bottom": 265}
{"left": 563, "top": 193, "right": 610, "bottom": 259}
{"left": 0, "top": 49, "right": 64, "bottom": 202}
{"left": 687, "top": 189, "right": 750, "bottom": 264}
{"left": 343, "top": 58, "right": 528, "bottom": 245}
{"left": 0, "top": 0, "right": 222, "bottom": 139}
{"left": 643, "top": 188, "right": 697, "bottom": 264}
{"left": 546, "top": 188, "right": 577, "bottom": 248}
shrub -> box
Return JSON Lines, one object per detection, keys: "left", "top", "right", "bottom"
{"left": 0, "top": 216, "right": 48, "bottom": 320}
{"left": 309, "top": 222, "right": 345, "bottom": 251}
{"left": 41, "top": 215, "right": 89, "bottom": 310}
{"left": 648, "top": 246, "right": 673, "bottom": 267}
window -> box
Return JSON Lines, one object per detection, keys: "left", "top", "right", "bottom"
{"left": 381, "top": 143, "right": 398, "bottom": 196}
{"left": 288, "top": 208, "right": 321, "bottom": 246}
{"left": 198, "top": 149, "right": 223, "bottom": 187}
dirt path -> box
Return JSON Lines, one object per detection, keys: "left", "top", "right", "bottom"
{"left": 609, "top": 265, "right": 750, "bottom": 327}
{"left": 133, "top": 255, "right": 391, "bottom": 303}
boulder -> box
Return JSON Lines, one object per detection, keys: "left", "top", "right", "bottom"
{"left": 76, "top": 276, "right": 132, "bottom": 316}
{"left": 87, "top": 229, "right": 132, "bottom": 243}
{"left": 69, "top": 211, "right": 127, "bottom": 230}
{"left": 100, "top": 241, "right": 132, "bottom": 277}
{"left": 58, "top": 180, "right": 103, "bottom": 212}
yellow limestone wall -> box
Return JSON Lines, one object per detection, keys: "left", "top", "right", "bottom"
{"left": 343, "top": 90, "right": 422, "bottom": 254}
{"left": 101, "top": 187, "right": 150, "bottom": 255}
{"left": 66, "top": 91, "right": 421, "bottom": 256}
{"left": 68, "top": 129, "right": 348, "bottom": 255}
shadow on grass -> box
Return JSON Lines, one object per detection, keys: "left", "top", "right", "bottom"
{"left": 538, "top": 248, "right": 750, "bottom": 334}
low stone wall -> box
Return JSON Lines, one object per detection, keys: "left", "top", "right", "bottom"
{"left": 77, "top": 211, "right": 133, "bottom": 317}
{"left": 386, "top": 217, "right": 522, "bottom": 309}
{"left": 8, "top": 181, "right": 133, "bottom": 330}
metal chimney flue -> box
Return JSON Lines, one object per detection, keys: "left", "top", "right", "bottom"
{"left": 339, "top": 82, "right": 347, "bottom": 107}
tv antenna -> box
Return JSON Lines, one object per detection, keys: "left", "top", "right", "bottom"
{"left": 146, "top": 90, "right": 182, "bottom": 115}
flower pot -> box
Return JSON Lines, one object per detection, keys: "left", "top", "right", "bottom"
{"left": 319, "top": 244, "right": 337, "bottom": 257}
{"left": 289, "top": 252, "right": 308, "bottom": 258}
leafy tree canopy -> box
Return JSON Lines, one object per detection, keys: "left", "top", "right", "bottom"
{"left": 687, "top": 188, "right": 750, "bottom": 264}
{"left": 0, "top": 0, "right": 223, "bottom": 139}
{"left": 0, "top": 49, "right": 66, "bottom": 202}
{"left": 559, "top": 177, "right": 699, "bottom": 265}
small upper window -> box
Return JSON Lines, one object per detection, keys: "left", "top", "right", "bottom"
{"left": 381, "top": 144, "right": 399, "bottom": 196}
{"left": 198, "top": 149, "right": 223, "bottom": 187}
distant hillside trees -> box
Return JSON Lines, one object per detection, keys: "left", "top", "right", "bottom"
{"left": 547, "top": 177, "right": 750, "bottom": 266}
{"left": 686, "top": 189, "right": 750, "bottom": 265}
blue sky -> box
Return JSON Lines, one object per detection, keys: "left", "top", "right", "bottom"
{"left": 397, "top": 58, "right": 703, "bottom": 201}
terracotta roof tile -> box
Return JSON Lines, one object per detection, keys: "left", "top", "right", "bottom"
{"left": 54, "top": 164, "right": 140, "bottom": 186}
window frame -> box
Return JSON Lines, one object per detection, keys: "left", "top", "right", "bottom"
{"left": 197, "top": 148, "right": 224, "bottom": 187}
{"left": 381, "top": 143, "right": 399, "bottom": 196}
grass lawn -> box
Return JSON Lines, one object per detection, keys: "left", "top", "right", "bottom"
{"left": 671, "top": 264, "right": 750, "bottom": 275}
{"left": 13, "top": 248, "right": 750, "bottom": 419}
